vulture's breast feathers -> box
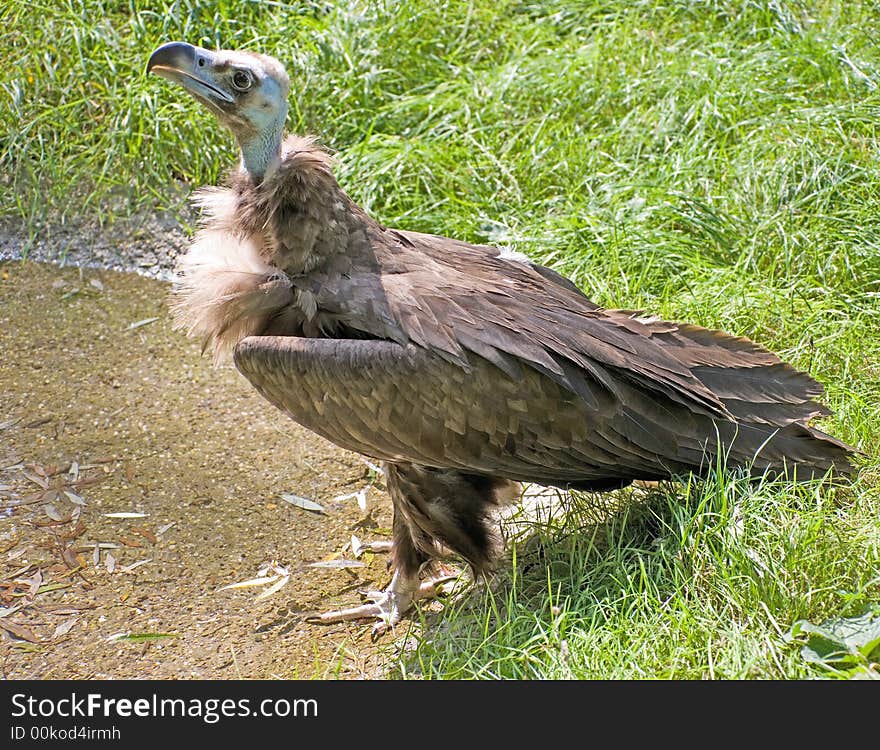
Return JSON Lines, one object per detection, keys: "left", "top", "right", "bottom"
{"left": 171, "top": 136, "right": 353, "bottom": 361}
{"left": 171, "top": 186, "right": 296, "bottom": 361}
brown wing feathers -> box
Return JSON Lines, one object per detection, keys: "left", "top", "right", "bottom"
{"left": 364, "top": 233, "right": 733, "bottom": 419}
{"left": 234, "top": 331, "right": 852, "bottom": 483}
{"left": 371, "top": 231, "right": 837, "bottom": 436}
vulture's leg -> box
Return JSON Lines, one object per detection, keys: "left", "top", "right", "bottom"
{"left": 309, "top": 463, "right": 519, "bottom": 635}
{"left": 307, "top": 482, "right": 440, "bottom": 635}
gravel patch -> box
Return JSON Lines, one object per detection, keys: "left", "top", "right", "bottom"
{"left": 0, "top": 207, "right": 196, "bottom": 282}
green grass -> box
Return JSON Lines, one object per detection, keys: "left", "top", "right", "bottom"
{"left": 396, "top": 473, "right": 879, "bottom": 678}
{"left": 3, "top": 0, "right": 879, "bottom": 678}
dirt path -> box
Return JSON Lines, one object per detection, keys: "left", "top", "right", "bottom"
{"left": 0, "top": 260, "right": 399, "bottom": 678}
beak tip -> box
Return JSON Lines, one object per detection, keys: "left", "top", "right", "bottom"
{"left": 147, "top": 41, "right": 197, "bottom": 75}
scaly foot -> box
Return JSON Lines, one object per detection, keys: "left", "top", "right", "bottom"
{"left": 308, "top": 569, "right": 455, "bottom": 637}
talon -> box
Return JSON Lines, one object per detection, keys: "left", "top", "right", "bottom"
{"left": 371, "top": 620, "right": 390, "bottom": 640}
{"left": 306, "top": 568, "right": 465, "bottom": 633}
{"left": 306, "top": 601, "right": 389, "bottom": 624}
{"left": 306, "top": 569, "right": 437, "bottom": 631}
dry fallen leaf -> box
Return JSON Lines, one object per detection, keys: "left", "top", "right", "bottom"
{"left": 43, "top": 606, "right": 87, "bottom": 615}
{"left": 306, "top": 559, "right": 365, "bottom": 570}
{"left": 28, "top": 569, "right": 43, "bottom": 590}
{"left": 217, "top": 576, "right": 282, "bottom": 591}
{"left": 53, "top": 618, "right": 78, "bottom": 639}
{"left": 218, "top": 562, "right": 291, "bottom": 601}
{"left": 127, "top": 317, "right": 159, "bottom": 330}
{"left": 255, "top": 575, "right": 291, "bottom": 601}
{"left": 22, "top": 471, "right": 49, "bottom": 490}
{"left": 121, "top": 559, "right": 151, "bottom": 573}
{"left": 44, "top": 505, "right": 64, "bottom": 522}
{"left": 280, "top": 493, "right": 325, "bottom": 514}
{"left": 334, "top": 488, "right": 369, "bottom": 510}
{"left": 2, "top": 459, "right": 24, "bottom": 473}
{"left": 62, "top": 547, "right": 82, "bottom": 569}
{"left": 130, "top": 526, "right": 157, "bottom": 544}
{"left": 350, "top": 535, "right": 364, "bottom": 558}
{"left": 64, "top": 490, "right": 86, "bottom": 506}
{"left": 0, "top": 619, "right": 40, "bottom": 643}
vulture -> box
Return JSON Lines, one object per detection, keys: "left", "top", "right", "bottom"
{"left": 147, "top": 42, "right": 855, "bottom": 633}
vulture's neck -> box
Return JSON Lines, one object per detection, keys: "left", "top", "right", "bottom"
{"left": 226, "top": 134, "right": 349, "bottom": 275}
{"left": 238, "top": 110, "right": 287, "bottom": 182}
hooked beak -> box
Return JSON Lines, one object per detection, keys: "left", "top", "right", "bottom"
{"left": 147, "top": 41, "right": 235, "bottom": 105}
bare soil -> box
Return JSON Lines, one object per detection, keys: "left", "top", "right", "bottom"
{"left": 0, "top": 260, "right": 402, "bottom": 679}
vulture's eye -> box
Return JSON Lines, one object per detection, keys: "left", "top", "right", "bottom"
{"left": 231, "top": 70, "right": 253, "bottom": 91}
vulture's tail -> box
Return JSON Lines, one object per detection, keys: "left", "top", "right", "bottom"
{"left": 638, "top": 318, "right": 856, "bottom": 479}
{"left": 699, "top": 420, "right": 854, "bottom": 480}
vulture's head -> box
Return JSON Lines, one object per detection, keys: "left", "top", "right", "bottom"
{"left": 148, "top": 41, "right": 290, "bottom": 179}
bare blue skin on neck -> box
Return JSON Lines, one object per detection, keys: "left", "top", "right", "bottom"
{"left": 238, "top": 106, "right": 287, "bottom": 182}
